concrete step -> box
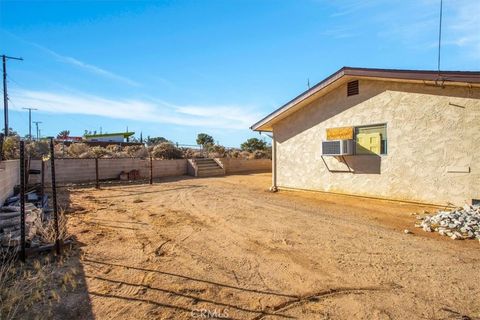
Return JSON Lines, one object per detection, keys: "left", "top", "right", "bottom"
{"left": 198, "top": 170, "right": 225, "bottom": 177}
{"left": 193, "top": 158, "right": 225, "bottom": 177}
{"left": 197, "top": 163, "right": 220, "bottom": 168}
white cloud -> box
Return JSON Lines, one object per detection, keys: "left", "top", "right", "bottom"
{"left": 4, "top": 31, "right": 140, "bottom": 87}
{"left": 10, "top": 89, "right": 261, "bottom": 130}
{"left": 30, "top": 43, "right": 141, "bottom": 87}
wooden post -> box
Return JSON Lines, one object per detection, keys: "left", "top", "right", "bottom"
{"left": 150, "top": 156, "right": 153, "bottom": 185}
{"left": 95, "top": 157, "right": 100, "bottom": 189}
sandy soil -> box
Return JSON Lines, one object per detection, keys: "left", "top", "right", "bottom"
{"left": 53, "top": 173, "right": 479, "bottom": 319}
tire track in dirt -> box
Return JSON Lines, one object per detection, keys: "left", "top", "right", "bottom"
{"left": 251, "top": 284, "right": 402, "bottom": 320}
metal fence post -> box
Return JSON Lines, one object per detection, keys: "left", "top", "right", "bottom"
{"left": 150, "top": 156, "right": 153, "bottom": 185}
{"left": 19, "top": 140, "right": 26, "bottom": 262}
{"left": 49, "top": 138, "right": 61, "bottom": 255}
{"left": 41, "top": 160, "right": 45, "bottom": 208}
{"left": 0, "top": 133, "right": 4, "bottom": 161}
{"left": 95, "top": 157, "right": 99, "bottom": 189}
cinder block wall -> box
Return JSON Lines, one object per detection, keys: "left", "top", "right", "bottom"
{"left": 0, "top": 160, "right": 20, "bottom": 205}
{"left": 30, "top": 158, "right": 187, "bottom": 184}
{"left": 217, "top": 158, "right": 271, "bottom": 174}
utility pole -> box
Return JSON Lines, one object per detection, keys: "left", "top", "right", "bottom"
{"left": 33, "top": 121, "right": 42, "bottom": 140}
{"left": 2, "top": 54, "right": 23, "bottom": 137}
{"left": 22, "top": 107, "right": 37, "bottom": 140}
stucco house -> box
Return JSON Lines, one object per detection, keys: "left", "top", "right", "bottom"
{"left": 251, "top": 67, "right": 480, "bottom": 206}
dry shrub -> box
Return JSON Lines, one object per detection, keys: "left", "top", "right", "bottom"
{"left": 0, "top": 250, "right": 78, "bottom": 319}
{"left": 37, "top": 211, "right": 69, "bottom": 244}
{"left": 2, "top": 136, "right": 20, "bottom": 160}
{"left": 1, "top": 210, "right": 73, "bottom": 319}
{"left": 105, "top": 144, "right": 122, "bottom": 153}
{"left": 67, "top": 143, "right": 89, "bottom": 157}
{"left": 89, "top": 146, "right": 110, "bottom": 158}
{"left": 240, "top": 151, "right": 251, "bottom": 159}
{"left": 249, "top": 149, "right": 271, "bottom": 159}
{"left": 25, "top": 141, "right": 50, "bottom": 159}
{"left": 123, "top": 145, "right": 148, "bottom": 158}
{"left": 181, "top": 148, "right": 203, "bottom": 159}
{"left": 208, "top": 145, "right": 226, "bottom": 158}
{"left": 151, "top": 142, "right": 182, "bottom": 159}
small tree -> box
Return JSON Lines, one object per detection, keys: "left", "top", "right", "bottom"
{"left": 146, "top": 136, "right": 168, "bottom": 146}
{"left": 57, "top": 130, "right": 70, "bottom": 139}
{"left": 240, "top": 138, "right": 267, "bottom": 153}
{"left": 196, "top": 133, "right": 214, "bottom": 148}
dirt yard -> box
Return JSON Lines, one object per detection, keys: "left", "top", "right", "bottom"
{"left": 50, "top": 173, "right": 479, "bottom": 319}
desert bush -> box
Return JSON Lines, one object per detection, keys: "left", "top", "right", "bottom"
{"left": 37, "top": 211, "right": 69, "bottom": 243}
{"left": 229, "top": 150, "right": 241, "bottom": 158}
{"left": 151, "top": 142, "right": 183, "bottom": 159}
{"left": 240, "top": 151, "right": 251, "bottom": 159}
{"left": 89, "top": 146, "right": 110, "bottom": 158}
{"left": 25, "top": 141, "right": 50, "bottom": 159}
{"left": 208, "top": 144, "right": 226, "bottom": 158}
{"left": 1, "top": 211, "right": 72, "bottom": 319}
{"left": 105, "top": 144, "right": 122, "bottom": 153}
{"left": 67, "top": 143, "right": 89, "bottom": 157}
{"left": 2, "top": 136, "right": 20, "bottom": 160}
{"left": 250, "top": 150, "right": 267, "bottom": 159}
{"left": 123, "top": 145, "right": 148, "bottom": 158}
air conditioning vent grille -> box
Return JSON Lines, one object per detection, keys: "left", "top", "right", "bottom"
{"left": 322, "top": 140, "right": 354, "bottom": 156}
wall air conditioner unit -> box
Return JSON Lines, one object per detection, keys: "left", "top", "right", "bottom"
{"left": 322, "top": 139, "right": 354, "bottom": 156}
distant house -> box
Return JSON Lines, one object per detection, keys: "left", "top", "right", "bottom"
{"left": 84, "top": 132, "right": 135, "bottom": 143}
{"left": 251, "top": 67, "right": 480, "bottom": 206}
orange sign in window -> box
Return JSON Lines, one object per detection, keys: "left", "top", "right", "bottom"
{"left": 326, "top": 127, "right": 354, "bottom": 140}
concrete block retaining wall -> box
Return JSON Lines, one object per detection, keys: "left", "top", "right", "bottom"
{"left": 0, "top": 160, "right": 20, "bottom": 205}
{"left": 217, "top": 158, "right": 271, "bottom": 174}
{"left": 29, "top": 158, "right": 188, "bottom": 184}
{"left": 0, "top": 158, "right": 270, "bottom": 199}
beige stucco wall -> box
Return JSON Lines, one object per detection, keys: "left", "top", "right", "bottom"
{"left": 274, "top": 79, "right": 480, "bottom": 205}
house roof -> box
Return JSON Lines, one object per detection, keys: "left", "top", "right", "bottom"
{"left": 84, "top": 132, "right": 135, "bottom": 139}
{"left": 250, "top": 67, "right": 480, "bottom": 132}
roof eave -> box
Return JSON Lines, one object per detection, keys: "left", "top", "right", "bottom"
{"left": 250, "top": 67, "right": 480, "bottom": 132}
{"left": 250, "top": 67, "right": 348, "bottom": 131}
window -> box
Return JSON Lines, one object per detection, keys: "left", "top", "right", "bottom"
{"left": 347, "top": 80, "right": 359, "bottom": 96}
{"left": 355, "top": 124, "right": 387, "bottom": 155}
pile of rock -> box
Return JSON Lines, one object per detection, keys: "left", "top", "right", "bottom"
{"left": 0, "top": 190, "right": 47, "bottom": 248}
{"left": 416, "top": 205, "right": 480, "bottom": 241}
{"left": 0, "top": 204, "right": 43, "bottom": 247}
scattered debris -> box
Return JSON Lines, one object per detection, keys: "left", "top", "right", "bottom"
{"left": 415, "top": 204, "right": 480, "bottom": 241}
{"left": 403, "top": 229, "right": 412, "bottom": 234}
{"left": 119, "top": 169, "right": 141, "bottom": 181}
{"left": 0, "top": 186, "right": 49, "bottom": 249}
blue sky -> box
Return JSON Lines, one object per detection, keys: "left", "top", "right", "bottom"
{"left": 1, "top": 0, "right": 479, "bottom": 146}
